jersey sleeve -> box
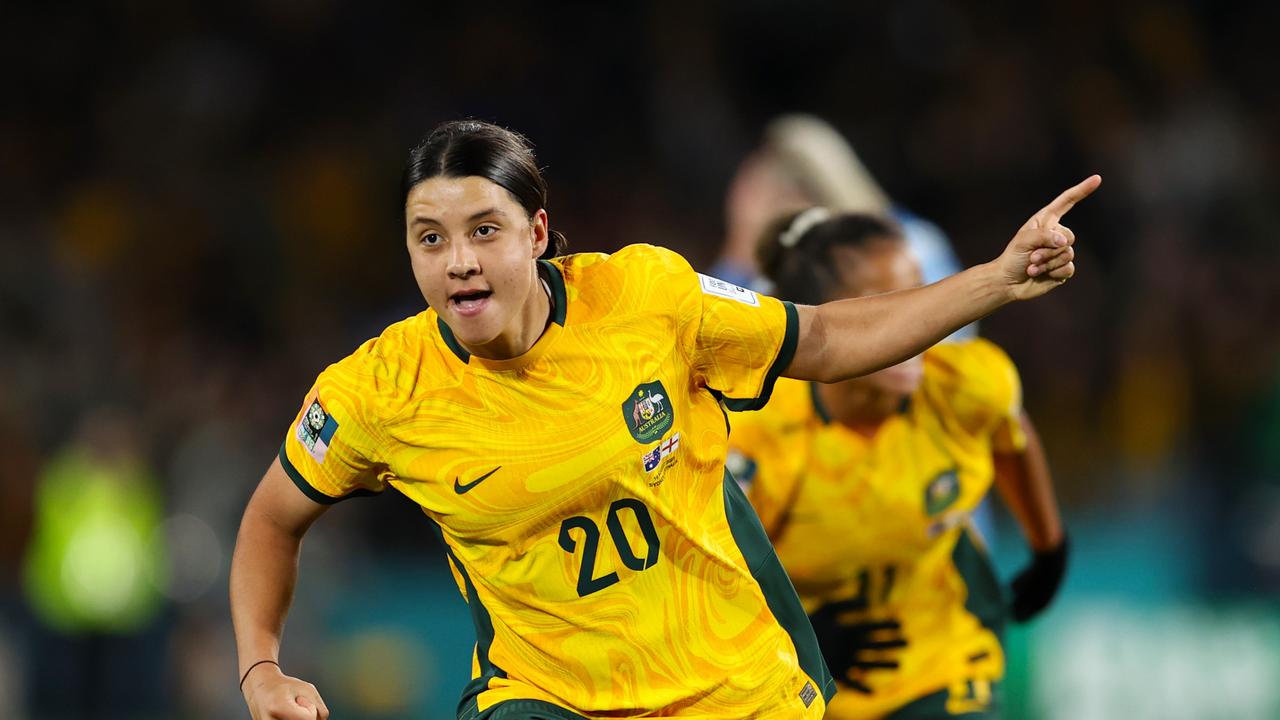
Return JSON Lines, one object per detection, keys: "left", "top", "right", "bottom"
{"left": 630, "top": 246, "right": 797, "bottom": 411}
{"left": 694, "top": 277, "right": 798, "bottom": 410}
{"left": 279, "top": 341, "right": 391, "bottom": 503}
{"left": 928, "top": 339, "right": 1027, "bottom": 453}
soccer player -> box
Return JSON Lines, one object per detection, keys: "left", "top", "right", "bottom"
{"left": 727, "top": 209, "right": 1070, "bottom": 719}
{"left": 229, "top": 119, "right": 1095, "bottom": 720}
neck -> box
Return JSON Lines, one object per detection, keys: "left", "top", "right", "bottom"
{"left": 463, "top": 266, "right": 552, "bottom": 361}
{"left": 817, "top": 380, "right": 905, "bottom": 437}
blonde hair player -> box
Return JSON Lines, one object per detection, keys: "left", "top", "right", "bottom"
{"left": 727, "top": 209, "right": 1069, "bottom": 719}
{"left": 230, "top": 119, "right": 1095, "bottom": 720}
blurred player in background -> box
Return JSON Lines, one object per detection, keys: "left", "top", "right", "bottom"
{"left": 727, "top": 209, "right": 1069, "bottom": 718}
{"left": 229, "top": 119, "right": 1093, "bottom": 720}
{"left": 714, "top": 115, "right": 967, "bottom": 322}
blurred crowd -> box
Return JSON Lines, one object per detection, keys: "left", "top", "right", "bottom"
{"left": 2, "top": 1, "right": 1278, "bottom": 718}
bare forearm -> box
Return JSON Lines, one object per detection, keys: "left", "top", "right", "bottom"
{"left": 230, "top": 504, "right": 305, "bottom": 676}
{"left": 993, "top": 412, "right": 1064, "bottom": 551}
{"left": 789, "top": 262, "right": 1009, "bottom": 382}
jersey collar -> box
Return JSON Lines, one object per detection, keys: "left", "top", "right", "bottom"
{"left": 436, "top": 259, "right": 568, "bottom": 369}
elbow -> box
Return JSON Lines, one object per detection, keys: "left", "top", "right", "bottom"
{"left": 802, "top": 305, "right": 846, "bottom": 384}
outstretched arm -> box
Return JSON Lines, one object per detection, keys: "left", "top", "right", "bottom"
{"left": 230, "top": 458, "right": 332, "bottom": 719}
{"left": 786, "top": 176, "right": 1100, "bottom": 382}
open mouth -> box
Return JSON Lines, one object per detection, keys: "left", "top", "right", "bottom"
{"left": 449, "top": 288, "right": 493, "bottom": 316}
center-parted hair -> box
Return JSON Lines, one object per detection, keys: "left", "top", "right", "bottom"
{"left": 757, "top": 209, "right": 903, "bottom": 305}
{"left": 403, "top": 120, "right": 568, "bottom": 259}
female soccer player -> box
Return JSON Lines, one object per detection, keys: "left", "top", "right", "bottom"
{"left": 727, "top": 209, "right": 1069, "bottom": 719}
{"left": 230, "top": 120, "right": 1095, "bottom": 720}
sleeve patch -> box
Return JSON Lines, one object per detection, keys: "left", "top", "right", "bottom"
{"left": 295, "top": 400, "right": 339, "bottom": 464}
{"left": 698, "top": 273, "right": 760, "bottom": 307}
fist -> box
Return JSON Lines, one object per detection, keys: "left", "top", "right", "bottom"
{"left": 242, "top": 663, "right": 329, "bottom": 720}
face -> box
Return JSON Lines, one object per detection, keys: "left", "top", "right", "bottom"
{"left": 405, "top": 176, "right": 548, "bottom": 358}
{"left": 832, "top": 241, "right": 927, "bottom": 396}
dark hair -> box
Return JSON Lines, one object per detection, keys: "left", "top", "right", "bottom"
{"left": 402, "top": 120, "right": 568, "bottom": 259}
{"left": 757, "top": 209, "right": 903, "bottom": 305}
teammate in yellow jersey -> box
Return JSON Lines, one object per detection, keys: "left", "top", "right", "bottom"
{"left": 228, "top": 119, "right": 1097, "bottom": 720}
{"left": 728, "top": 209, "right": 1070, "bottom": 719}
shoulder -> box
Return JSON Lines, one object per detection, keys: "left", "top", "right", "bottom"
{"left": 921, "top": 338, "right": 1022, "bottom": 423}
{"left": 315, "top": 311, "right": 437, "bottom": 418}
{"left": 554, "top": 244, "right": 700, "bottom": 315}
{"left": 557, "top": 244, "right": 695, "bottom": 281}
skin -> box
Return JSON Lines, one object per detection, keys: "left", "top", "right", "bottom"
{"left": 405, "top": 176, "right": 551, "bottom": 360}
{"left": 230, "top": 173, "right": 1097, "bottom": 718}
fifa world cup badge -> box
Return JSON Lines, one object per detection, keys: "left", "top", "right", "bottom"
{"left": 296, "top": 399, "right": 339, "bottom": 464}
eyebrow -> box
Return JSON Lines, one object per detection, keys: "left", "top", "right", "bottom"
{"left": 409, "top": 207, "right": 509, "bottom": 228}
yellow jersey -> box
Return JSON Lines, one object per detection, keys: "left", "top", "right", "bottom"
{"left": 280, "top": 244, "right": 834, "bottom": 719}
{"left": 727, "top": 339, "right": 1026, "bottom": 719}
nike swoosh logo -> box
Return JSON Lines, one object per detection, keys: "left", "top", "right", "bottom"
{"left": 454, "top": 466, "right": 502, "bottom": 494}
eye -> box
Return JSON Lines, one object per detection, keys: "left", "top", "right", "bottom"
{"left": 421, "top": 232, "right": 442, "bottom": 247}
{"left": 474, "top": 225, "right": 497, "bottom": 238}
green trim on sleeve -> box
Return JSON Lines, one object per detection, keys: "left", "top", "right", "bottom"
{"left": 276, "top": 442, "right": 382, "bottom": 505}
{"left": 721, "top": 300, "right": 800, "bottom": 412}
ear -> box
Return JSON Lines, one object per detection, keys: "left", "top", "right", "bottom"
{"left": 529, "top": 209, "right": 549, "bottom": 258}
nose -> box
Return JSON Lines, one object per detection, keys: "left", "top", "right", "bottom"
{"left": 447, "top": 240, "right": 480, "bottom": 279}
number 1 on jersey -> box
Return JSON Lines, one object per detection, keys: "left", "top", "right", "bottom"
{"left": 559, "top": 498, "right": 661, "bottom": 597}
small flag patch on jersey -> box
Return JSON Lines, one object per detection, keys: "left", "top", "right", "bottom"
{"left": 799, "top": 680, "right": 818, "bottom": 708}
{"left": 642, "top": 447, "right": 662, "bottom": 472}
{"left": 296, "top": 399, "right": 338, "bottom": 464}
{"left": 697, "top": 273, "right": 760, "bottom": 306}
{"left": 642, "top": 432, "right": 681, "bottom": 473}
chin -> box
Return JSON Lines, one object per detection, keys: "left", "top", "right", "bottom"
{"left": 450, "top": 321, "right": 502, "bottom": 348}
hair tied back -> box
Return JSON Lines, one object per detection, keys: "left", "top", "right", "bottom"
{"left": 779, "top": 207, "right": 832, "bottom": 248}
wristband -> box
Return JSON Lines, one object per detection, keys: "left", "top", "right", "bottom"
{"left": 239, "top": 659, "right": 280, "bottom": 692}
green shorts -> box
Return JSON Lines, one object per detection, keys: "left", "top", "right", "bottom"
{"left": 471, "top": 698, "right": 589, "bottom": 720}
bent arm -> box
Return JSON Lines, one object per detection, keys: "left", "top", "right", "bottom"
{"left": 992, "top": 411, "right": 1064, "bottom": 551}
{"left": 230, "top": 457, "right": 329, "bottom": 686}
{"left": 786, "top": 262, "right": 1008, "bottom": 382}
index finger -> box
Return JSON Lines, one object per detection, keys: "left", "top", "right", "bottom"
{"left": 1035, "top": 174, "right": 1101, "bottom": 225}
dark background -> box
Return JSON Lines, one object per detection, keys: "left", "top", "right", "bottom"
{"left": 2, "top": 1, "right": 1279, "bottom": 718}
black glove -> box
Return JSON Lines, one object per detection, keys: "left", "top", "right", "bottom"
{"left": 808, "top": 599, "right": 908, "bottom": 693}
{"left": 1010, "top": 535, "right": 1069, "bottom": 622}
